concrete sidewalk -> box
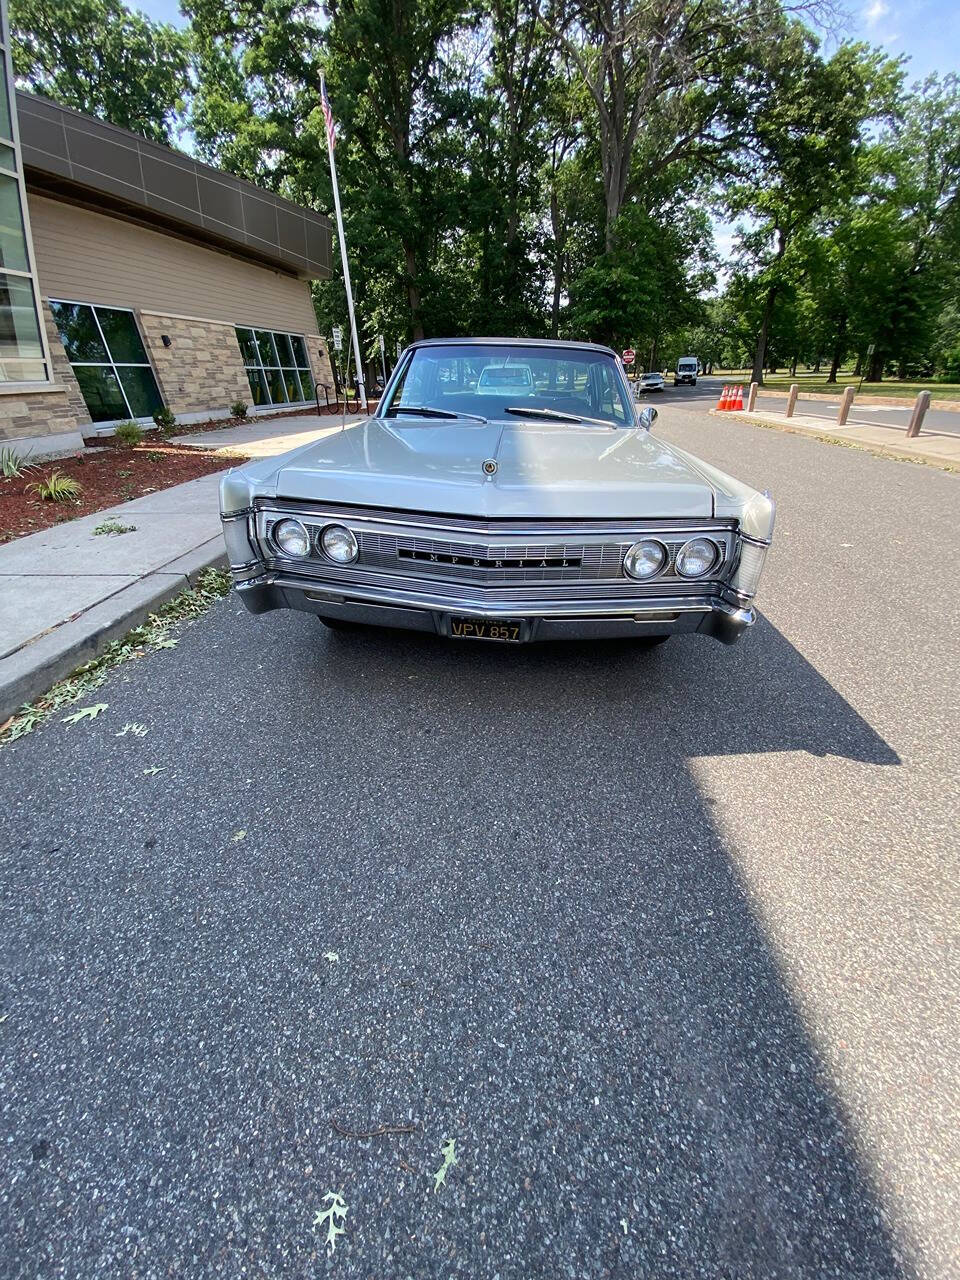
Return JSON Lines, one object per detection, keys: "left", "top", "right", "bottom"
{"left": 177, "top": 411, "right": 366, "bottom": 458}
{"left": 0, "top": 413, "right": 372, "bottom": 719}
{"left": 0, "top": 472, "right": 228, "bottom": 720}
{"left": 712, "top": 407, "right": 960, "bottom": 470}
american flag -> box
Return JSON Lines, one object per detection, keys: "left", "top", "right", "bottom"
{"left": 321, "top": 77, "right": 336, "bottom": 151}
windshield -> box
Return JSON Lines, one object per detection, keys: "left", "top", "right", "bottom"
{"left": 678, "top": 360, "right": 697, "bottom": 371}
{"left": 381, "top": 344, "right": 634, "bottom": 427}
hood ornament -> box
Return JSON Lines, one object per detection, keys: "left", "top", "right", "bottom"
{"left": 482, "top": 458, "right": 498, "bottom": 476}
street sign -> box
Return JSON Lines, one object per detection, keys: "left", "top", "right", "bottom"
{"left": 866, "top": 342, "right": 875, "bottom": 355}
{"left": 622, "top": 348, "right": 636, "bottom": 366}
{"left": 332, "top": 326, "right": 343, "bottom": 351}
{"left": 396, "top": 339, "right": 403, "bottom": 359}
{"left": 378, "top": 334, "right": 385, "bottom": 355}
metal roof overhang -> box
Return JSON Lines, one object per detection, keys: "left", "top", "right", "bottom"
{"left": 16, "top": 91, "right": 333, "bottom": 281}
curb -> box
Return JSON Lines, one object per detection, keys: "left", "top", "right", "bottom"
{"left": 0, "top": 538, "right": 227, "bottom": 722}
{"left": 707, "top": 409, "right": 960, "bottom": 472}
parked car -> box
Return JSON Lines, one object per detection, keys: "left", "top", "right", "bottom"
{"left": 220, "top": 338, "right": 774, "bottom": 647}
{"left": 637, "top": 371, "right": 665, "bottom": 393}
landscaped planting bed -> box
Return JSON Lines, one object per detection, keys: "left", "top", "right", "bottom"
{"left": 0, "top": 434, "right": 242, "bottom": 544}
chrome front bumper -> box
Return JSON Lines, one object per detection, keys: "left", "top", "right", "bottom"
{"left": 231, "top": 569, "right": 756, "bottom": 644}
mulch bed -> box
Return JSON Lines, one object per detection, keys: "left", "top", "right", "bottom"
{"left": 1, "top": 401, "right": 380, "bottom": 546}
{"left": 0, "top": 432, "right": 245, "bottom": 545}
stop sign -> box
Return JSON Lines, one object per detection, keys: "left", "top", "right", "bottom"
{"left": 622, "top": 349, "right": 636, "bottom": 365}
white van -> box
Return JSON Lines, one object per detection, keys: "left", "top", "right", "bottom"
{"left": 674, "top": 357, "right": 698, "bottom": 387}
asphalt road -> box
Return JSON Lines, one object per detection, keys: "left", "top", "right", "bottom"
{"left": 635, "top": 376, "right": 960, "bottom": 436}
{"left": 1, "top": 408, "right": 958, "bottom": 1279}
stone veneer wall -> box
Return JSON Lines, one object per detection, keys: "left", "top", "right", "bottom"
{"left": 0, "top": 305, "right": 335, "bottom": 442}
{"left": 138, "top": 313, "right": 250, "bottom": 418}
{"left": 305, "top": 335, "right": 335, "bottom": 400}
{"left": 0, "top": 302, "right": 89, "bottom": 443}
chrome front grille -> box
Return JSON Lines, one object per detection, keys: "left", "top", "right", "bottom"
{"left": 256, "top": 504, "right": 736, "bottom": 592}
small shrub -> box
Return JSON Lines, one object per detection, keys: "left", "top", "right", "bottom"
{"left": 231, "top": 400, "right": 249, "bottom": 420}
{"left": 113, "top": 420, "right": 144, "bottom": 446}
{"left": 27, "top": 470, "right": 83, "bottom": 502}
{"left": 153, "top": 406, "right": 177, "bottom": 433}
{"left": 144, "top": 450, "right": 164, "bottom": 461}
{"left": 93, "top": 518, "right": 136, "bottom": 536}
{"left": 0, "top": 445, "right": 35, "bottom": 478}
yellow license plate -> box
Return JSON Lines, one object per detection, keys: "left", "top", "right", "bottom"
{"left": 449, "top": 617, "right": 523, "bottom": 642}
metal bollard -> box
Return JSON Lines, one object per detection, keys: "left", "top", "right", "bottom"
{"left": 905, "top": 390, "right": 931, "bottom": 438}
{"left": 748, "top": 382, "right": 758, "bottom": 412}
{"left": 838, "top": 386, "right": 855, "bottom": 425}
{"left": 786, "top": 384, "right": 799, "bottom": 418}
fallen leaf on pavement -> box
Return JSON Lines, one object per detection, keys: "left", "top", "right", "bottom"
{"left": 62, "top": 704, "right": 108, "bottom": 725}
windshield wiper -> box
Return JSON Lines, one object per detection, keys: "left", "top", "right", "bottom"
{"left": 388, "top": 404, "right": 488, "bottom": 423}
{"left": 504, "top": 406, "right": 613, "bottom": 427}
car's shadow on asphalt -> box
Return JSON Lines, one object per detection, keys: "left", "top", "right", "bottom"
{"left": 272, "top": 609, "right": 907, "bottom": 1274}
{"left": 0, "top": 601, "right": 908, "bottom": 1277}
{"left": 315, "top": 610, "right": 900, "bottom": 765}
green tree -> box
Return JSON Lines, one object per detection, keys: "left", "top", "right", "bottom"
{"left": 728, "top": 33, "right": 898, "bottom": 385}
{"left": 9, "top": 0, "right": 191, "bottom": 144}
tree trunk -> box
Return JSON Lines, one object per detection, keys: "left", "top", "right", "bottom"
{"left": 403, "top": 242, "right": 424, "bottom": 341}
{"left": 853, "top": 353, "right": 862, "bottom": 376}
{"left": 751, "top": 230, "right": 786, "bottom": 386}
{"left": 868, "top": 351, "right": 883, "bottom": 381}
{"left": 813, "top": 352, "right": 821, "bottom": 372}
{"left": 790, "top": 353, "right": 798, "bottom": 377}
{"left": 827, "top": 314, "right": 847, "bottom": 384}
{"left": 751, "top": 282, "right": 778, "bottom": 386}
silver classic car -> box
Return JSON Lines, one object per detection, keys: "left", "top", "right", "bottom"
{"left": 219, "top": 338, "right": 774, "bottom": 646}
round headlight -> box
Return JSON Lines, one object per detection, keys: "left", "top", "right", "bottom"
{"left": 623, "top": 539, "right": 666, "bottom": 580}
{"left": 274, "top": 518, "right": 310, "bottom": 557}
{"left": 676, "top": 537, "right": 719, "bottom": 578}
{"left": 320, "top": 523, "right": 359, "bottom": 564}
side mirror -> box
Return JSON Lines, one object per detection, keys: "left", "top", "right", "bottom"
{"left": 638, "top": 406, "right": 657, "bottom": 429}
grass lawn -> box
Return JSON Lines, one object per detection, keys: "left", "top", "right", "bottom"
{"left": 712, "top": 369, "right": 960, "bottom": 401}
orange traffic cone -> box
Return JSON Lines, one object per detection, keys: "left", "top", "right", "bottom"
{"left": 733, "top": 385, "right": 744, "bottom": 411}
{"left": 716, "top": 385, "right": 729, "bottom": 410}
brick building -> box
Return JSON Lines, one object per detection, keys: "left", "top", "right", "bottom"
{"left": 0, "top": 9, "right": 335, "bottom": 454}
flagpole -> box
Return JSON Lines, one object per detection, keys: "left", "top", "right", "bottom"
{"left": 321, "top": 74, "right": 367, "bottom": 413}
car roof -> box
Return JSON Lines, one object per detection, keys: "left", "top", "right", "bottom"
{"left": 407, "top": 337, "right": 619, "bottom": 357}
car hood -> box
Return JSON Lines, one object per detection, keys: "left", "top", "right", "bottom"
{"left": 261, "top": 417, "right": 718, "bottom": 519}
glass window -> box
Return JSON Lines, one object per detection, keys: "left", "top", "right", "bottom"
{"left": 237, "top": 327, "right": 259, "bottom": 365}
{"left": 290, "top": 334, "right": 308, "bottom": 367}
{"left": 0, "top": 72, "right": 11, "bottom": 143}
{"left": 96, "top": 307, "right": 149, "bottom": 363}
{"left": 117, "top": 366, "right": 164, "bottom": 417}
{"left": 384, "top": 343, "right": 634, "bottom": 427}
{"left": 73, "top": 366, "right": 130, "bottom": 423}
{"left": 0, "top": 142, "right": 15, "bottom": 174}
{"left": 246, "top": 367, "right": 269, "bottom": 405}
{"left": 235, "top": 326, "right": 314, "bottom": 406}
{"left": 274, "top": 332, "right": 295, "bottom": 366}
{"left": 0, "top": 273, "right": 45, "bottom": 381}
{"left": 48, "top": 301, "right": 108, "bottom": 362}
{"left": 0, "top": 173, "right": 30, "bottom": 272}
{"left": 282, "top": 368, "right": 303, "bottom": 403}
{"left": 50, "top": 300, "right": 165, "bottom": 423}
{"left": 256, "top": 330, "right": 277, "bottom": 366}
{"left": 264, "top": 368, "right": 288, "bottom": 403}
